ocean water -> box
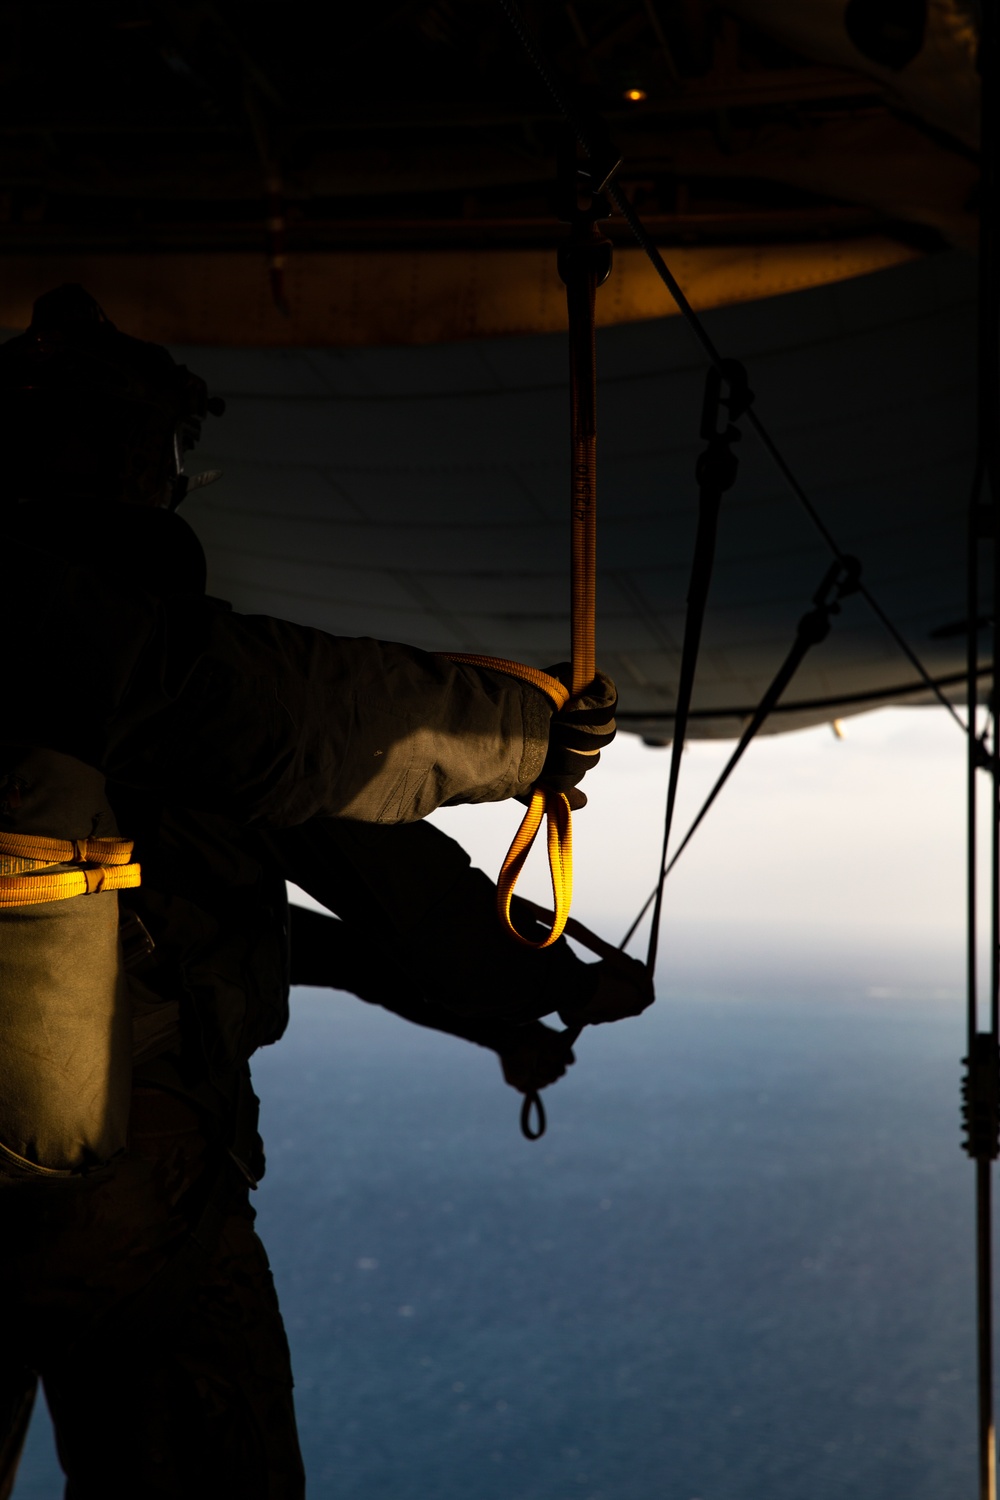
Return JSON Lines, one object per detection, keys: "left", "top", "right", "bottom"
{"left": 13, "top": 973, "right": 980, "bottom": 1499}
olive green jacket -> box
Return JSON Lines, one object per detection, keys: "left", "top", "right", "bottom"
{"left": 7, "top": 515, "right": 587, "bottom": 1174}
{"left": 10, "top": 528, "right": 552, "bottom": 826}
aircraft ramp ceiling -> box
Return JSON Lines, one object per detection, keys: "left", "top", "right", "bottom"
{"left": 165, "top": 250, "right": 978, "bottom": 741}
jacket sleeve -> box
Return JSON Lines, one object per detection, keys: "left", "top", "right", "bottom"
{"left": 287, "top": 904, "right": 547, "bottom": 1050}
{"left": 265, "top": 817, "right": 600, "bottom": 1025}
{"left": 11, "top": 540, "right": 552, "bottom": 826}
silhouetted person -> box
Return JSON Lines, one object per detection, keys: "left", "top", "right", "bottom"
{"left": 0, "top": 286, "right": 651, "bottom": 1499}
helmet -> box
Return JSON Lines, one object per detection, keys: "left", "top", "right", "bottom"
{"left": 0, "top": 284, "right": 225, "bottom": 508}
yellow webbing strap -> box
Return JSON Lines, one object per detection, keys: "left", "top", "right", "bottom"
{"left": 497, "top": 785, "right": 573, "bottom": 950}
{"left": 438, "top": 654, "right": 570, "bottom": 714}
{"left": 441, "top": 653, "right": 575, "bottom": 949}
{"left": 0, "top": 830, "right": 135, "bottom": 869}
{"left": 0, "top": 830, "right": 140, "bottom": 907}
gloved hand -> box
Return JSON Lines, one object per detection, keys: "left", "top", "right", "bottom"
{"left": 540, "top": 665, "right": 617, "bottom": 809}
{"left": 558, "top": 949, "right": 654, "bottom": 1027}
{"left": 498, "top": 1022, "right": 577, "bottom": 1094}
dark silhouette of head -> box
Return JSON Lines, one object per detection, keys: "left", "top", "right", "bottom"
{"left": 0, "top": 284, "right": 224, "bottom": 508}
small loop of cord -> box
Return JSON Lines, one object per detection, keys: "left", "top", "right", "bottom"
{"left": 496, "top": 786, "right": 573, "bottom": 948}
{"left": 520, "top": 1090, "right": 547, "bottom": 1141}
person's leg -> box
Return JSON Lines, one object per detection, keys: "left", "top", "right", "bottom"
{"left": 0, "top": 1365, "right": 37, "bottom": 1500}
{"left": 8, "top": 1086, "right": 303, "bottom": 1500}
{"left": 43, "top": 1199, "right": 304, "bottom": 1500}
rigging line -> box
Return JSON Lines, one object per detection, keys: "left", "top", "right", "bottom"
{"left": 619, "top": 558, "right": 859, "bottom": 953}
{"left": 620, "top": 884, "right": 655, "bottom": 955}
{"left": 608, "top": 173, "right": 971, "bottom": 731}
{"left": 642, "top": 365, "right": 744, "bottom": 976}
{"left": 614, "top": 160, "right": 966, "bottom": 728}
{"left": 494, "top": 0, "right": 969, "bottom": 735}
{"left": 742, "top": 405, "right": 968, "bottom": 733}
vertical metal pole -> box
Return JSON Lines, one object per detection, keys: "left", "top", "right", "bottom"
{"left": 984, "top": 0, "right": 1000, "bottom": 1044}
{"left": 972, "top": 7, "right": 1000, "bottom": 1499}
{"left": 968, "top": 368, "right": 992, "bottom": 1500}
{"left": 979, "top": 1158, "right": 997, "bottom": 1500}
{"left": 970, "top": 478, "right": 980, "bottom": 1050}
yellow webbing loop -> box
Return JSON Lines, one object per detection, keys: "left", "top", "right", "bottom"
{"left": 497, "top": 785, "right": 573, "bottom": 950}
{"left": 0, "top": 830, "right": 141, "bottom": 907}
{"left": 440, "top": 654, "right": 577, "bottom": 948}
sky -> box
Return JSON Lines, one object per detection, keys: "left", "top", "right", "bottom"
{"left": 291, "top": 703, "right": 983, "bottom": 1009}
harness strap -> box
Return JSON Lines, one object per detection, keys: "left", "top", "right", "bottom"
{"left": 0, "top": 829, "right": 135, "bottom": 869}
{"left": 0, "top": 829, "right": 140, "bottom": 906}
{"left": 0, "top": 862, "right": 141, "bottom": 906}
